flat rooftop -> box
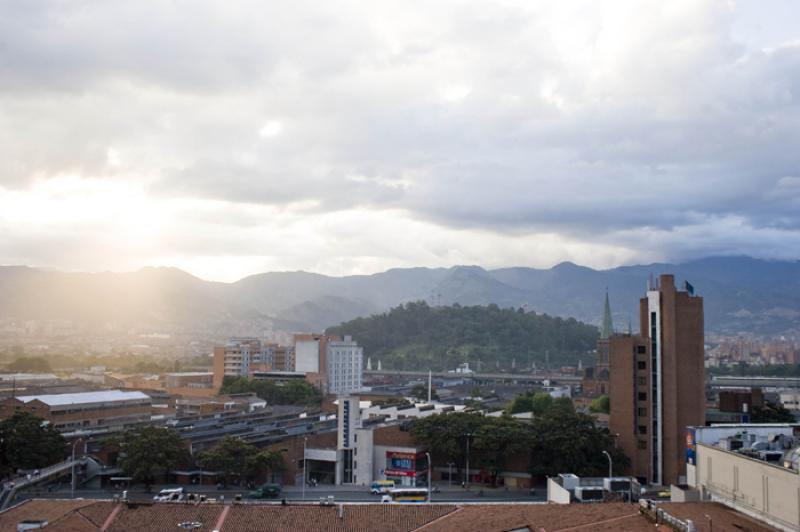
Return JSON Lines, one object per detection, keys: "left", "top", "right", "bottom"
{"left": 17, "top": 390, "right": 151, "bottom": 406}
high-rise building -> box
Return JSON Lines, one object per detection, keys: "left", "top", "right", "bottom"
{"left": 212, "top": 338, "right": 276, "bottom": 389}
{"left": 294, "top": 333, "right": 364, "bottom": 395}
{"left": 609, "top": 274, "right": 704, "bottom": 486}
{"left": 327, "top": 336, "right": 363, "bottom": 395}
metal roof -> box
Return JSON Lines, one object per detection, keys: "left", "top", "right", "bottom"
{"left": 17, "top": 390, "right": 151, "bottom": 406}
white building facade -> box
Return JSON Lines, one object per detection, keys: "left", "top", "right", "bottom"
{"left": 327, "top": 336, "right": 363, "bottom": 395}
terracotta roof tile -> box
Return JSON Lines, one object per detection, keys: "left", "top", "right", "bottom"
{"left": 656, "top": 502, "right": 779, "bottom": 532}
{"left": 106, "top": 502, "right": 225, "bottom": 532}
{"left": 221, "top": 503, "right": 457, "bottom": 532}
{"left": 0, "top": 499, "right": 97, "bottom": 530}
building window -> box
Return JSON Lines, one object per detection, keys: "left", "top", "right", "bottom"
{"left": 638, "top": 392, "right": 647, "bottom": 401}
{"left": 638, "top": 425, "right": 647, "bottom": 434}
{"left": 638, "top": 407, "right": 647, "bottom": 417}
{"left": 637, "top": 361, "right": 647, "bottom": 370}
{"left": 637, "top": 345, "right": 647, "bottom": 354}
{"left": 638, "top": 440, "right": 647, "bottom": 450}
{"left": 637, "top": 376, "right": 647, "bottom": 386}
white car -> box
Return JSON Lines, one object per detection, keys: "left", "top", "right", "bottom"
{"left": 153, "top": 487, "right": 185, "bottom": 502}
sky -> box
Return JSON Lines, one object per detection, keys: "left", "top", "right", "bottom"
{"left": 1, "top": 0, "right": 799, "bottom": 282}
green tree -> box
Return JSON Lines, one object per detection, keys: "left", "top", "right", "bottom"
{"left": 472, "top": 415, "right": 531, "bottom": 486}
{"left": 589, "top": 395, "right": 610, "bottom": 414}
{"left": 0, "top": 412, "right": 66, "bottom": 475}
{"left": 526, "top": 408, "right": 628, "bottom": 478}
{"left": 751, "top": 401, "right": 796, "bottom": 423}
{"left": 5, "top": 356, "right": 52, "bottom": 373}
{"left": 198, "top": 436, "right": 286, "bottom": 484}
{"left": 118, "top": 426, "right": 188, "bottom": 489}
{"left": 410, "top": 412, "right": 485, "bottom": 479}
{"left": 219, "top": 376, "right": 323, "bottom": 406}
{"left": 410, "top": 384, "right": 438, "bottom": 402}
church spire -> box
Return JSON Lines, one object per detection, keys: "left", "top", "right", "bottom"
{"left": 600, "top": 290, "right": 614, "bottom": 339}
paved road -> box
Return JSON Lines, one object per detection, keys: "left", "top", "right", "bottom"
{"left": 15, "top": 485, "right": 547, "bottom": 504}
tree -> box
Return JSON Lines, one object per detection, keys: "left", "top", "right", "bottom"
{"left": 410, "top": 412, "right": 485, "bottom": 479}
{"left": 118, "top": 426, "right": 188, "bottom": 489}
{"left": 5, "top": 356, "right": 52, "bottom": 373}
{"left": 0, "top": 412, "right": 66, "bottom": 475}
{"left": 526, "top": 408, "right": 628, "bottom": 479}
{"left": 751, "top": 401, "right": 796, "bottom": 423}
{"left": 410, "top": 384, "right": 438, "bottom": 402}
{"left": 219, "top": 376, "right": 323, "bottom": 406}
{"left": 198, "top": 436, "right": 286, "bottom": 485}
{"left": 589, "top": 395, "right": 610, "bottom": 414}
{"left": 472, "top": 415, "right": 531, "bottom": 486}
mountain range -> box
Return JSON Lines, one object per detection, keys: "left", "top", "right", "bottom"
{"left": 0, "top": 256, "right": 798, "bottom": 339}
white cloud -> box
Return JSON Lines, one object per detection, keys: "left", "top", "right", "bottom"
{"left": 1, "top": 0, "right": 800, "bottom": 280}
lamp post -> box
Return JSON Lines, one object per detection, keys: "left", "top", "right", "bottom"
{"left": 602, "top": 450, "right": 613, "bottom": 479}
{"left": 424, "top": 452, "right": 431, "bottom": 502}
{"left": 301, "top": 437, "right": 307, "bottom": 501}
{"left": 447, "top": 462, "right": 454, "bottom": 486}
{"left": 464, "top": 433, "right": 472, "bottom": 491}
{"left": 71, "top": 439, "right": 81, "bottom": 499}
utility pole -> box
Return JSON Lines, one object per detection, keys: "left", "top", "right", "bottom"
{"left": 425, "top": 452, "right": 432, "bottom": 502}
{"left": 427, "top": 371, "right": 432, "bottom": 402}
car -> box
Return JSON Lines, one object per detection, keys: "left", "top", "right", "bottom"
{"left": 246, "top": 483, "right": 282, "bottom": 500}
{"left": 153, "top": 487, "right": 185, "bottom": 502}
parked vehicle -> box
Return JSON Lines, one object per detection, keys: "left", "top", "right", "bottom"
{"left": 153, "top": 487, "right": 184, "bottom": 502}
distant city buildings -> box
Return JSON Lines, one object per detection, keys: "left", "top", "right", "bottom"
{"left": 609, "top": 274, "right": 705, "bottom": 486}
{"left": 212, "top": 338, "right": 295, "bottom": 389}
{"left": 212, "top": 333, "right": 364, "bottom": 396}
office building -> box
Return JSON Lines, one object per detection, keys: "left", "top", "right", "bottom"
{"left": 327, "top": 336, "right": 364, "bottom": 395}
{"left": 212, "top": 338, "right": 290, "bottom": 389}
{"left": 609, "top": 274, "right": 704, "bottom": 486}
{"left": 294, "top": 333, "right": 364, "bottom": 395}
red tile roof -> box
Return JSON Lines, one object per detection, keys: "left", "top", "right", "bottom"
{"left": 0, "top": 499, "right": 780, "bottom": 532}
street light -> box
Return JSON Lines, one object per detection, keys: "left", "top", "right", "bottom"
{"left": 301, "top": 437, "right": 307, "bottom": 501}
{"left": 71, "top": 439, "right": 82, "bottom": 499}
{"left": 602, "top": 450, "right": 613, "bottom": 479}
{"left": 424, "top": 452, "right": 431, "bottom": 502}
{"left": 464, "top": 433, "right": 473, "bottom": 491}
{"left": 446, "top": 462, "right": 454, "bottom": 487}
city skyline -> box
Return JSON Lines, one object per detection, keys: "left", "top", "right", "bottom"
{"left": 2, "top": 1, "right": 800, "bottom": 282}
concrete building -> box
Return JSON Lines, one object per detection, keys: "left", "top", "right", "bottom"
{"left": 327, "top": 336, "right": 363, "bottom": 395}
{"left": 609, "top": 274, "right": 705, "bottom": 486}
{"left": 212, "top": 338, "right": 291, "bottom": 389}
{"left": 686, "top": 424, "right": 800, "bottom": 532}
{"left": 0, "top": 390, "right": 151, "bottom": 432}
{"left": 294, "top": 333, "right": 337, "bottom": 392}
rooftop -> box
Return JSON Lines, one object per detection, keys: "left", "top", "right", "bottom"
{"left": 0, "top": 500, "right": 777, "bottom": 532}
{"left": 16, "top": 390, "right": 151, "bottom": 406}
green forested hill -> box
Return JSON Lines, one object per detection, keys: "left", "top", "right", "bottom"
{"left": 326, "top": 301, "right": 599, "bottom": 371}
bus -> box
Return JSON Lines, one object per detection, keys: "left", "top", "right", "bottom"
{"left": 383, "top": 488, "right": 429, "bottom": 503}
{"left": 370, "top": 480, "right": 395, "bottom": 494}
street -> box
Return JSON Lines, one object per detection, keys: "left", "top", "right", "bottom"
{"left": 15, "top": 483, "right": 547, "bottom": 504}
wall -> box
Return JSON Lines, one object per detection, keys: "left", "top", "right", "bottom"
{"left": 547, "top": 477, "right": 572, "bottom": 504}
{"left": 295, "top": 340, "right": 320, "bottom": 373}
{"left": 695, "top": 443, "right": 800, "bottom": 532}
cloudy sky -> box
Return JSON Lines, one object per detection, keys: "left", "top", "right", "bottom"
{"left": 1, "top": 0, "right": 799, "bottom": 281}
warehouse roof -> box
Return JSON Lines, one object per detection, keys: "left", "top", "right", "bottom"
{"left": 16, "top": 390, "right": 151, "bottom": 406}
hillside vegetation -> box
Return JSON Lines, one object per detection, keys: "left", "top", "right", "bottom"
{"left": 327, "top": 301, "right": 599, "bottom": 371}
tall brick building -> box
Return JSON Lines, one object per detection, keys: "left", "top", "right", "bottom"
{"left": 609, "top": 274, "right": 704, "bottom": 486}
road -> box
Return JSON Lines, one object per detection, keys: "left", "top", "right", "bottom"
{"left": 15, "top": 484, "right": 547, "bottom": 504}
